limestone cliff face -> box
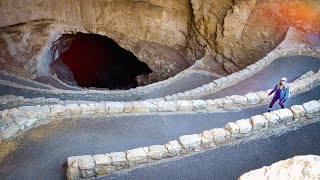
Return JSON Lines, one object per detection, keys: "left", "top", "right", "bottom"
{"left": 191, "top": 0, "right": 320, "bottom": 73}
{"left": 0, "top": 0, "right": 200, "bottom": 81}
{"left": 0, "top": 0, "right": 319, "bottom": 83}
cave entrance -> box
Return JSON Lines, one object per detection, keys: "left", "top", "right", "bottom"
{"left": 52, "top": 33, "right": 152, "bottom": 90}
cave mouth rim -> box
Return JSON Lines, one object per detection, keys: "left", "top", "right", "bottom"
{"left": 49, "top": 32, "right": 153, "bottom": 90}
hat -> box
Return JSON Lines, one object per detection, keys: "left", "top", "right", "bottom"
{"left": 281, "top": 77, "right": 287, "bottom": 82}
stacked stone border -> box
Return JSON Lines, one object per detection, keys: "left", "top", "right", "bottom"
{"left": 0, "top": 70, "right": 319, "bottom": 142}
{"left": 43, "top": 74, "right": 84, "bottom": 91}
{"left": 0, "top": 28, "right": 319, "bottom": 101}
{"left": 0, "top": 48, "right": 318, "bottom": 101}
{"left": 0, "top": 70, "right": 56, "bottom": 90}
{"left": 0, "top": 67, "right": 215, "bottom": 99}
{"left": 0, "top": 95, "right": 60, "bottom": 106}
{"left": 65, "top": 99, "right": 320, "bottom": 179}
{"left": 1, "top": 69, "right": 317, "bottom": 108}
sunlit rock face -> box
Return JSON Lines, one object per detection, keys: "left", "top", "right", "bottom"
{"left": 239, "top": 155, "right": 320, "bottom": 180}
{"left": 191, "top": 0, "right": 320, "bottom": 73}
{"left": 0, "top": 0, "right": 319, "bottom": 87}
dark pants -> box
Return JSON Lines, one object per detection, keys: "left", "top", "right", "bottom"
{"left": 269, "top": 96, "right": 286, "bottom": 109}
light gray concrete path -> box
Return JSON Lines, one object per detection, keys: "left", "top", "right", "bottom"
{"left": 0, "top": 86, "right": 319, "bottom": 180}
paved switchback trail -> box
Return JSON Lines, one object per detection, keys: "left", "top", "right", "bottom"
{"left": 0, "top": 86, "right": 319, "bottom": 180}
{"left": 204, "top": 55, "right": 320, "bottom": 99}
{"left": 0, "top": 55, "right": 319, "bottom": 180}
{"left": 105, "top": 121, "right": 320, "bottom": 180}
{"left": 0, "top": 55, "right": 319, "bottom": 103}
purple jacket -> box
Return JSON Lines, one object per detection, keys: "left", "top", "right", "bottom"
{"left": 268, "top": 84, "right": 290, "bottom": 100}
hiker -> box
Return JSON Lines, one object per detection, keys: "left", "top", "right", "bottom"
{"left": 267, "top": 77, "right": 290, "bottom": 112}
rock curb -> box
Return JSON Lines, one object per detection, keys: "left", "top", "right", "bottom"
{"left": 0, "top": 70, "right": 319, "bottom": 142}
{"left": 66, "top": 99, "right": 320, "bottom": 179}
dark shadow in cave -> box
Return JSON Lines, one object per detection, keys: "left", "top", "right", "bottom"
{"left": 53, "top": 33, "right": 152, "bottom": 90}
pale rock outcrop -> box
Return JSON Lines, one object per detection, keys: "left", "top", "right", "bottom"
{"left": 239, "top": 155, "right": 320, "bottom": 180}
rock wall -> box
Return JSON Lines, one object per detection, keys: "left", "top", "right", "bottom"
{"left": 0, "top": 0, "right": 200, "bottom": 82}
{"left": 0, "top": 0, "right": 319, "bottom": 83}
{"left": 191, "top": 0, "right": 320, "bottom": 72}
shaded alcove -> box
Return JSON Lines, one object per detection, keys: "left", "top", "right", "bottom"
{"left": 52, "top": 33, "right": 152, "bottom": 90}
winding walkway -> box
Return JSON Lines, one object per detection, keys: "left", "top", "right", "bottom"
{"left": 203, "top": 55, "right": 320, "bottom": 99}
{"left": 105, "top": 121, "right": 320, "bottom": 180}
{"left": 0, "top": 55, "right": 320, "bottom": 180}
{"left": 0, "top": 55, "right": 319, "bottom": 105}
{"left": 0, "top": 71, "right": 216, "bottom": 102}
{"left": 0, "top": 86, "right": 319, "bottom": 180}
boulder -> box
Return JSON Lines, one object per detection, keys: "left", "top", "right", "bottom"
{"left": 192, "top": 100, "right": 208, "bottom": 110}
{"left": 177, "top": 100, "right": 193, "bottom": 111}
{"left": 110, "top": 152, "right": 128, "bottom": 167}
{"left": 165, "top": 140, "right": 182, "bottom": 156}
{"left": 290, "top": 105, "right": 307, "bottom": 119}
{"left": 303, "top": 100, "right": 320, "bottom": 117}
{"left": 132, "top": 101, "right": 157, "bottom": 113}
{"left": 271, "top": 109, "right": 294, "bottom": 124}
{"left": 179, "top": 134, "right": 201, "bottom": 151}
{"left": 235, "top": 119, "right": 252, "bottom": 134}
{"left": 105, "top": 102, "right": 124, "bottom": 114}
{"left": 148, "top": 145, "right": 168, "bottom": 160}
{"left": 250, "top": 115, "right": 268, "bottom": 131}
{"left": 200, "top": 130, "right": 214, "bottom": 148}
{"left": 245, "top": 93, "right": 261, "bottom": 105}
{"left": 212, "top": 128, "right": 229, "bottom": 143}
{"left": 225, "top": 122, "right": 240, "bottom": 134}
{"left": 126, "top": 148, "right": 148, "bottom": 165}
{"left": 157, "top": 101, "right": 177, "bottom": 112}
{"left": 239, "top": 155, "right": 320, "bottom": 180}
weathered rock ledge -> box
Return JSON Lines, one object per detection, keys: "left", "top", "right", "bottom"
{"left": 239, "top": 155, "right": 320, "bottom": 180}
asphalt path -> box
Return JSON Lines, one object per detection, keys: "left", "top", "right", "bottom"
{"left": 0, "top": 55, "right": 319, "bottom": 179}
{"left": 105, "top": 121, "right": 320, "bottom": 180}
{"left": 0, "top": 72, "right": 215, "bottom": 102}
{"left": 0, "top": 86, "right": 319, "bottom": 180}
{"left": 0, "top": 55, "right": 319, "bottom": 103}
{"left": 203, "top": 55, "right": 320, "bottom": 99}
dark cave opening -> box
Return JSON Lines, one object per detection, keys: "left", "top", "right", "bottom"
{"left": 53, "top": 33, "right": 152, "bottom": 90}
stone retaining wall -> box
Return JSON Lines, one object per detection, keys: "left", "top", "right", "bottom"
{"left": 66, "top": 99, "right": 320, "bottom": 179}
{"left": 0, "top": 28, "right": 319, "bottom": 101}
{"left": 0, "top": 67, "right": 214, "bottom": 99}
{"left": 0, "top": 68, "right": 317, "bottom": 108}
{"left": 0, "top": 70, "right": 56, "bottom": 90}
{"left": 0, "top": 70, "right": 319, "bottom": 142}
{"left": 0, "top": 95, "right": 60, "bottom": 106}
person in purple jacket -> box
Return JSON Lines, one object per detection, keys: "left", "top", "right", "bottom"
{"left": 267, "top": 77, "right": 290, "bottom": 112}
